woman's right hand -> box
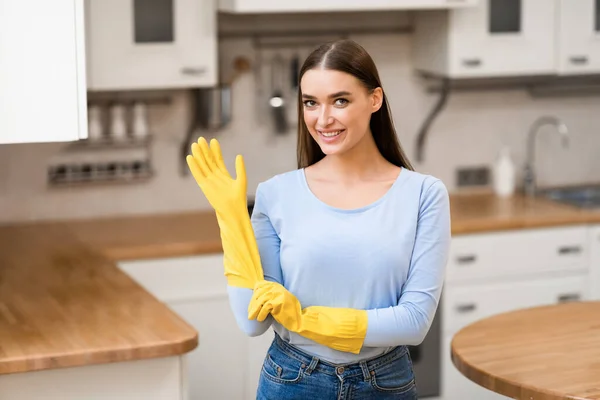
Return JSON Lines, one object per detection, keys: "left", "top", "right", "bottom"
{"left": 186, "top": 136, "right": 248, "bottom": 215}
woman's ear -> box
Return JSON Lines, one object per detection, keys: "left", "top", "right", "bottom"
{"left": 371, "top": 87, "right": 383, "bottom": 113}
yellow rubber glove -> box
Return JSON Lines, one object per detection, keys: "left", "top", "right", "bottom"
{"left": 186, "top": 137, "right": 263, "bottom": 288}
{"left": 248, "top": 280, "right": 368, "bottom": 354}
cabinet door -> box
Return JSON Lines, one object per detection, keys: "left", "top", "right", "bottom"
{"left": 0, "top": 0, "right": 87, "bottom": 144}
{"left": 558, "top": 0, "right": 600, "bottom": 74}
{"left": 591, "top": 225, "right": 600, "bottom": 300}
{"left": 169, "top": 299, "right": 247, "bottom": 400}
{"left": 441, "top": 335, "right": 509, "bottom": 400}
{"left": 86, "top": 0, "right": 217, "bottom": 90}
{"left": 443, "top": 274, "right": 589, "bottom": 336}
{"left": 449, "top": 0, "right": 556, "bottom": 77}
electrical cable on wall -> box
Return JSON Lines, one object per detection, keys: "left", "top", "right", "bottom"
{"left": 415, "top": 77, "right": 450, "bottom": 163}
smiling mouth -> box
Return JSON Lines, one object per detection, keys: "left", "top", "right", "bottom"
{"left": 318, "top": 129, "right": 345, "bottom": 138}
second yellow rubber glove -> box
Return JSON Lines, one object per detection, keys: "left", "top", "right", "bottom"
{"left": 186, "top": 137, "right": 263, "bottom": 288}
{"left": 248, "top": 280, "right": 368, "bottom": 354}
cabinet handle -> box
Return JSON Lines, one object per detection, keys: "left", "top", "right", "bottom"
{"left": 557, "top": 293, "right": 581, "bottom": 303}
{"left": 557, "top": 246, "right": 581, "bottom": 255}
{"left": 569, "top": 56, "right": 588, "bottom": 65}
{"left": 181, "top": 67, "right": 207, "bottom": 76}
{"left": 462, "top": 58, "right": 482, "bottom": 67}
{"left": 456, "top": 254, "right": 477, "bottom": 265}
{"left": 456, "top": 303, "right": 477, "bottom": 313}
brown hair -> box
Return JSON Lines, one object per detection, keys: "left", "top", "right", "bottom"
{"left": 296, "top": 39, "right": 413, "bottom": 171}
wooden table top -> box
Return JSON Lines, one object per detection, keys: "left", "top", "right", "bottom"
{"left": 1, "top": 190, "right": 599, "bottom": 376}
{"left": 451, "top": 301, "right": 600, "bottom": 400}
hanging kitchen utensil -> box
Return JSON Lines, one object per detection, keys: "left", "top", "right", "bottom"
{"left": 197, "top": 55, "right": 251, "bottom": 131}
{"left": 269, "top": 53, "right": 288, "bottom": 134}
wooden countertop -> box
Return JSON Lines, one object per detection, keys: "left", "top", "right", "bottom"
{"left": 1, "top": 191, "right": 599, "bottom": 376}
{"left": 449, "top": 191, "right": 600, "bottom": 234}
{"left": 451, "top": 301, "right": 600, "bottom": 400}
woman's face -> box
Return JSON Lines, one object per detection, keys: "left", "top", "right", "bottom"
{"left": 300, "top": 68, "right": 382, "bottom": 157}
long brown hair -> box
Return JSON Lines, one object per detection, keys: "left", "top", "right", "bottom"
{"left": 296, "top": 39, "right": 413, "bottom": 171}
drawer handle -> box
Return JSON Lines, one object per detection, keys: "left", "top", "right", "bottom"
{"left": 462, "top": 58, "right": 482, "bottom": 68}
{"left": 456, "top": 255, "right": 477, "bottom": 265}
{"left": 569, "top": 56, "right": 588, "bottom": 65}
{"left": 557, "top": 293, "right": 581, "bottom": 303}
{"left": 181, "top": 67, "right": 207, "bottom": 76}
{"left": 557, "top": 246, "right": 581, "bottom": 255}
{"left": 456, "top": 303, "right": 477, "bottom": 313}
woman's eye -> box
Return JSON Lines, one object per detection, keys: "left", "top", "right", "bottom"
{"left": 335, "top": 98, "right": 349, "bottom": 106}
{"left": 303, "top": 100, "right": 316, "bottom": 107}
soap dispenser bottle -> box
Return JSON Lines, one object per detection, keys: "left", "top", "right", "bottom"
{"left": 493, "top": 145, "right": 516, "bottom": 197}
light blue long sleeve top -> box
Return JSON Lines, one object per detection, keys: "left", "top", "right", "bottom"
{"left": 227, "top": 167, "right": 451, "bottom": 364}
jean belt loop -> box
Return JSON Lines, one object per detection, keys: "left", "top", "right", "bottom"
{"left": 304, "top": 356, "right": 319, "bottom": 376}
{"left": 359, "top": 361, "right": 371, "bottom": 381}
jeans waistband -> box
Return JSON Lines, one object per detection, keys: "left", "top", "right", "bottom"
{"left": 272, "top": 333, "right": 408, "bottom": 380}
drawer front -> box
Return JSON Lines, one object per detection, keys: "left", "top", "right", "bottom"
{"left": 442, "top": 274, "right": 589, "bottom": 335}
{"left": 117, "top": 254, "right": 226, "bottom": 303}
{"left": 448, "top": 226, "right": 589, "bottom": 283}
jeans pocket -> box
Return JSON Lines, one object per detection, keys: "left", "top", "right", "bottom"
{"left": 261, "top": 352, "right": 304, "bottom": 384}
{"left": 370, "top": 349, "right": 416, "bottom": 394}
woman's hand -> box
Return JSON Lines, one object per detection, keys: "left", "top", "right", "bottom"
{"left": 248, "top": 280, "right": 303, "bottom": 331}
{"left": 186, "top": 136, "right": 247, "bottom": 214}
{"left": 186, "top": 137, "right": 263, "bottom": 289}
{"left": 248, "top": 280, "right": 368, "bottom": 354}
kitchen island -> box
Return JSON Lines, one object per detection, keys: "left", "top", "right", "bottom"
{"left": 0, "top": 191, "right": 599, "bottom": 399}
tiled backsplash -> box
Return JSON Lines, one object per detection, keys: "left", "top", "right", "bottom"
{"left": 1, "top": 31, "right": 599, "bottom": 224}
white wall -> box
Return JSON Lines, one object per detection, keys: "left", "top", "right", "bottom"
{"left": 1, "top": 27, "right": 599, "bottom": 224}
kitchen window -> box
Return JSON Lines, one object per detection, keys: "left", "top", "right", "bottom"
{"left": 133, "top": 0, "right": 174, "bottom": 43}
{"left": 489, "top": 0, "right": 521, "bottom": 34}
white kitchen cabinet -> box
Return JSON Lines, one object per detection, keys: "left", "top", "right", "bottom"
{"left": 0, "top": 0, "right": 88, "bottom": 144}
{"left": 86, "top": 0, "right": 217, "bottom": 91}
{"left": 446, "top": 225, "right": 589, "bottom": 285}
{"left": 0, "top": 356, "right": 187, "bottom": 400}
{"left": 413, "top": 0, "right": 557, "bottom": 78}
{"left": 441, "top": 225, "right": 591, "bottom": 400}
{"left": 557, "top": 0, "right": 600, "bottom": 75}
{"left": 117, "top": 254, "right": 272, "bottom": 400}
{"left": 219, "top": 0, "right": 477, "bottom": 13}
{"left": 590, "top": 225, "right": 600, "bottom": 300}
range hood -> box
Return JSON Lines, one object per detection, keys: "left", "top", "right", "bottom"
{"left": 219, "top": 0, "right": 477, "bottom": 14}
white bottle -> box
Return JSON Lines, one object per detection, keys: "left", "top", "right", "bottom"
{"left": 87, "top": 105, "right": 104, "bottom": 141}
{"left": 493, "top": 145, "right": 516, "bottom": 197}
{"left": 110, "top": 103, "right": 128, "bottom": 141}
{"left": 132, "top": 102, "right": 149, "bottom": 139}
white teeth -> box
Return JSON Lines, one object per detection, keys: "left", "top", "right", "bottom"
{"left": 321, "top": 130, "right": 342, "bottom": 137}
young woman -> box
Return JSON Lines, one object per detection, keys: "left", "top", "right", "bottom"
{"left": 188, "top": 39, "right": 451, "bottom": 400}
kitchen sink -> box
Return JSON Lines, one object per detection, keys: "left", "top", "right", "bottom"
{"left": 539, "top": 184, "right": 600, "bottom": 209}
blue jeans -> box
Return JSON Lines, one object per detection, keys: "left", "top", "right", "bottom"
{"left": 256, "top": 333, "right": 418, "bottom": 400}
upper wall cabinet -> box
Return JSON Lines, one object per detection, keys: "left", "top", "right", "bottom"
{"left": 0, "top": 0, "right": 87, "bottom": 144}
{"left": 218, "top": 0, "right": 478, "bottom": 14}
{"left": 86, "top": 0, "right": 217, "bottom": 91}
{"left": 557, "top": 0, "right": 600, "bottom": 75}
{"left": 413, "top": 0, "right": 556, "bottom": 78}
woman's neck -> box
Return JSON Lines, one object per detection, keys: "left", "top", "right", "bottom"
{"left": 318, "top": 131, "right": 393, "bottom": 182}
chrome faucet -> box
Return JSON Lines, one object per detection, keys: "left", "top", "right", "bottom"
{"left": 523, "top": 116, "right": 570, "bottom": 197}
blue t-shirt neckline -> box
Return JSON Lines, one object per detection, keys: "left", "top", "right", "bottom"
{"left": 298, "top": 166, "right": 409, "bottom": 214}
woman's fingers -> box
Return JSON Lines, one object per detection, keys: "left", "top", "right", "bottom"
{"left": 186, "top": 155, "right": 205, "bottom": 185}
{"left": 210, "top": 139, "right": 232, "bottom": 179}
{"left": 198, "top": 137, "right": 218, "bottom": 174}
{"left": 256, "top": 302, "right": 273, "bottom": 322}
{"left": 190, "top": 143, "right": 210, "bottom": 178}
{"left": 235, "top": 154, "right": 247, "bottom": 187}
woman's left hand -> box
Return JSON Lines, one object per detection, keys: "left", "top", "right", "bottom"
{"left": 248, "top": 280, "right": 303, "bottom": 331}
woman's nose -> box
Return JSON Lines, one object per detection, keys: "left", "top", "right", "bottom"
{"left": 317, "top": 107, "right": 334, "bottom": 127}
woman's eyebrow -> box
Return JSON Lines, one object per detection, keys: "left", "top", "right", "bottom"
{"left": 302, "top": 91, "right": 352, "bottom": 100}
